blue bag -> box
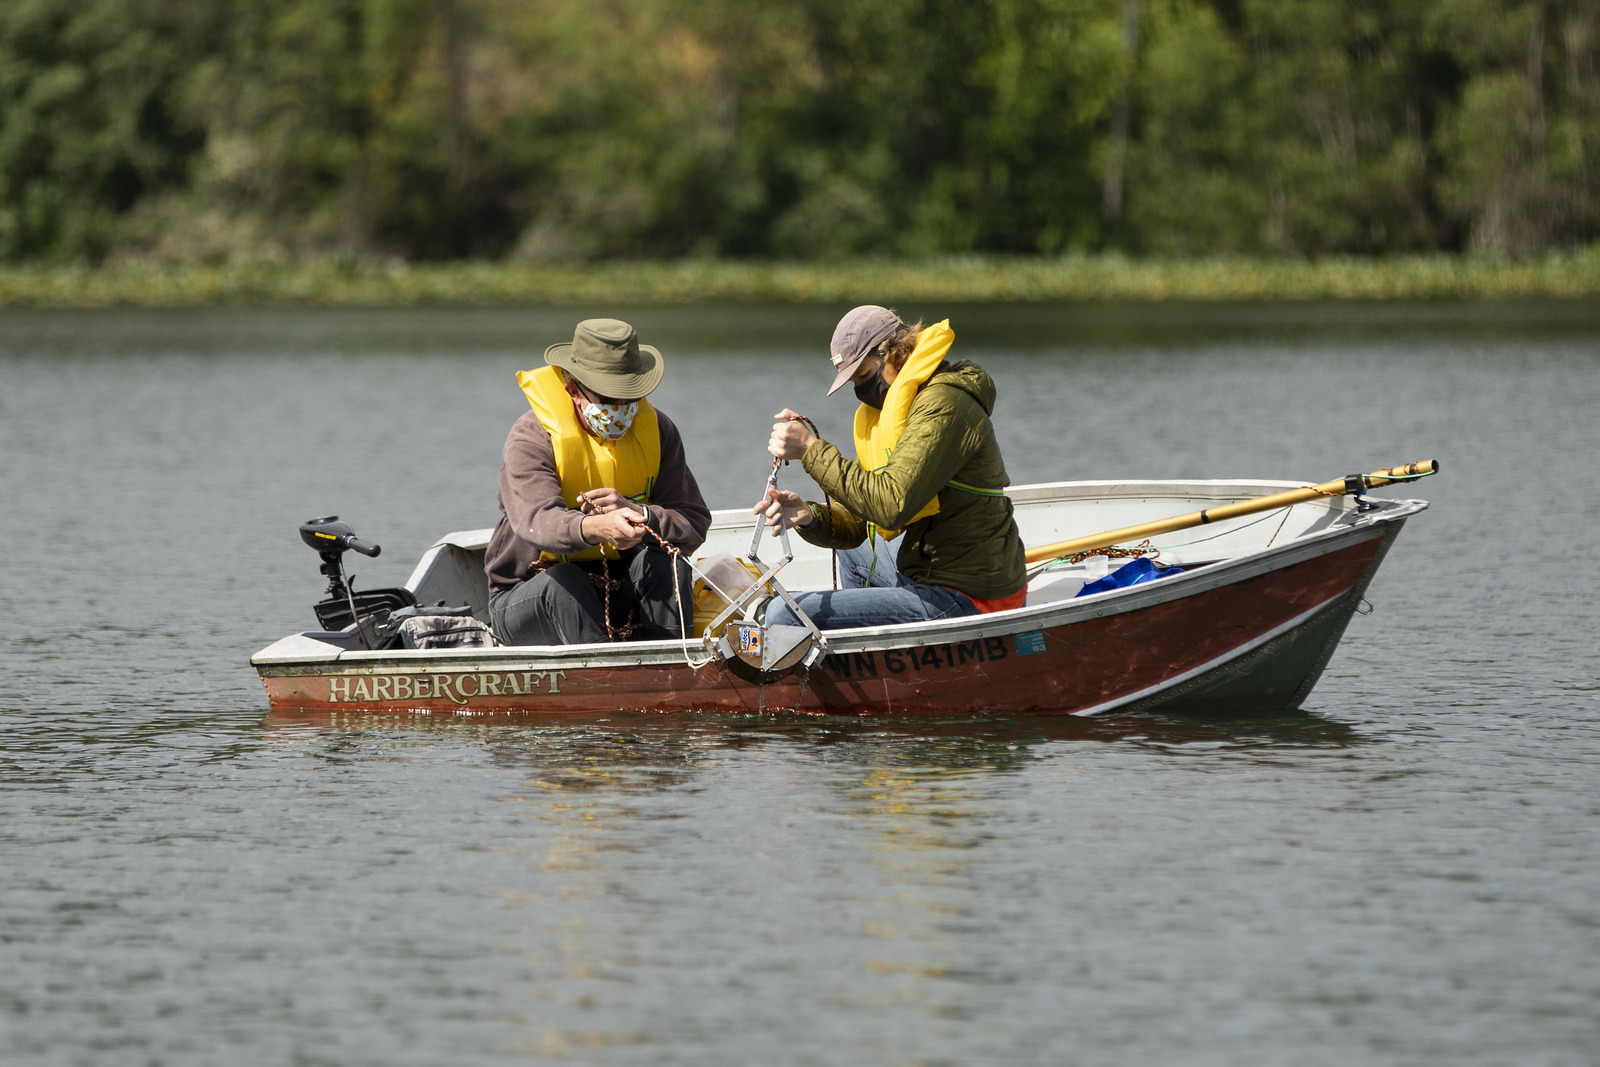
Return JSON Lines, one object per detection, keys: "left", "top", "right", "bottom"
{"left": 1075, "top": 557, "right": 1185, "bottom": 597}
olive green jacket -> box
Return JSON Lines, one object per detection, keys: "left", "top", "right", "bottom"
{"left": 798, "top": 360, "right": 1027, "bottom": 600}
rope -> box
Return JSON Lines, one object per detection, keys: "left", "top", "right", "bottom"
{"left": 1263, "top": 470, "right": 1431, "bottom": 546}
{"left": 1143, "top": 508, "right": 1286, "bottom": 549}
{"left": 588, "top": 522, "right": 713, "bottom": 669}
{"left": 641, "top": 525, "right": 715, "bottom": 670}
{"left": 1265, "top": 506, "right": 1293, "bottom": 548}
{"left": 1063, "top": 540, "right": 1157, "bottom": 565}
{"left": 1030, "top": 541, "right": 1156, "bottom": 579}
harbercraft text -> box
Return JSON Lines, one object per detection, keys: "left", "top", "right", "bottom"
{"left": 327, "top": 671, "right": 568, "bottom": 704}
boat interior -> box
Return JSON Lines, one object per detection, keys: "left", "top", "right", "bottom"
{"left": 389, "top": 478, "right": 1363, "bottom": 628}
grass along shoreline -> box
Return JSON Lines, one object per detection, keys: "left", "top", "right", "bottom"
{"left": 3, "top": 253, "right": 1599, "bottom": 306}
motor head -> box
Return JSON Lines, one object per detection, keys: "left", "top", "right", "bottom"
{"left": 299, "top": 515, "right": 381, "bottom": 558}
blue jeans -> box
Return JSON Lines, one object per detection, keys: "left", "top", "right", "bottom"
{"left": 763, "top": 536, "right": 979, "bottom": 631}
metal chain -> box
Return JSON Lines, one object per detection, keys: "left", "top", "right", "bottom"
{"left": 596, "top": 553, "right": 637, "bottom": 643}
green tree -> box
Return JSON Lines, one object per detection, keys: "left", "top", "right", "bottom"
{"left": 1432, "top": 0, "right": 1599, "bottom": 254}
{"left": 0, "top": 0, "right": 217, "bottom": 260}
{"left": 1, "top": 0, "right": 1596, "bottom": 263}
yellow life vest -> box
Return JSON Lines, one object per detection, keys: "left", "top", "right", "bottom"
{"left": 851, "top": 319, "right": 955, "bottom": 541}
{"left": 516, "top": 365, "right": 660, "bottom": 561}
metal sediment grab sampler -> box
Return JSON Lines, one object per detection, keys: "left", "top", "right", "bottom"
{"left": 702, "top": 461, "right": 828, "bottom": 678}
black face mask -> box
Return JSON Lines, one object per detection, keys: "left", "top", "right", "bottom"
{"left": 853, "top": 366, "right": 891, "bottom": 409}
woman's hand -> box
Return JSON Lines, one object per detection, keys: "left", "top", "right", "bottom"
{"left": 751, "top": 488, "right": 813, "bottom": 535}
{"left": 768, "top": 409, "right": 819, "bottom": 461}
{"left": 582, "top": 508, "right": 648, "bottom": 550}
{"left": 575, "top": 487, "right": 630, "bottom": 515}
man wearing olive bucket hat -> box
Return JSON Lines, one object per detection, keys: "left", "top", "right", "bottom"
{"left": 485, "top": 319, "right": 711, "bottom": 645}
{"left": 753, "top": 305, "right": 1026, "bottom": 629}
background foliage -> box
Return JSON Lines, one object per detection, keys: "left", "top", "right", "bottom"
{"left": 1, "top": 0, "right": 1595, "bottom": 265}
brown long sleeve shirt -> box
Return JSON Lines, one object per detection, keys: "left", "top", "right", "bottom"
{"left": 485, "top": 407, "right": 712, "bottom": 594}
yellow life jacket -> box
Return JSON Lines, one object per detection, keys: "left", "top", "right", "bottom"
{"left": 851, "top": 320, "right": 955, "bottom": 541}
{"left": 516, "top": 365, "right": 660, "bottom": 561}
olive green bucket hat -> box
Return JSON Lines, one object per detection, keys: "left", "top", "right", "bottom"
{"left": 544, "top": 318, "right": 664, "bottom": 401}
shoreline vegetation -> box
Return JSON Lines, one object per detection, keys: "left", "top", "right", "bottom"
{"left": 2, "top": 253, "right": 1600, "bottom": 308}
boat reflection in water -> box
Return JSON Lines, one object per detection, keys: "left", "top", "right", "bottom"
{"left": 262, "top": 706, "right": 1367, "bottom": 777}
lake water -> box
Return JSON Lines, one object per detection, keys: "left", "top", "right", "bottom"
{"left": 2, "top": 302, "right": 1597, "bottom": 1065}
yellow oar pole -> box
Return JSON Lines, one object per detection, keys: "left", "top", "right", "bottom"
{"left": 1023, "top": 460, "right": 1439, "bottom": 566}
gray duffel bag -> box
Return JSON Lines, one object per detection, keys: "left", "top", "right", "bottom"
{"left": 377, "top": 604, "right": 497, "bottom": 649}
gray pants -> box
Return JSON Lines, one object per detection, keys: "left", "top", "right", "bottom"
{"left": 489, "top": 549, "right": 693, "bottom": 646}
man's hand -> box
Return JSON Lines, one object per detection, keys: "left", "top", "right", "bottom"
{"left": 751, "top": 488, "right": 813, "bottom": 535}
{"left": 768, "top": 409, "right": 819, "bottom": 461}
{"left": 576, "top": 487, "right": 632, "bottom": 515}
{"left": 582, "top": 508, "right": 648, "bottom": 550}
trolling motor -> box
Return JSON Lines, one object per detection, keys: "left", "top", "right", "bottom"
{"left": 299, "top": 516, "right": 415, "bottom": 641}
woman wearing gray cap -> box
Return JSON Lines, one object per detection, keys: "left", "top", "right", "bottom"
{"left": 753, "top": 306, "right": 1027, "bottom": 629}
{"left": 485, "top": 318, "right": 712, "bottom": 645}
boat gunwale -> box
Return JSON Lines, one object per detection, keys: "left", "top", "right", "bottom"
{"left": 253, "top": 496, "right": 1425, "bottom": 675}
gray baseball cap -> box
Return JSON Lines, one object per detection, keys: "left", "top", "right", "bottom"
{"left": 826, "top": 305, "right": 904, "bottom": 395}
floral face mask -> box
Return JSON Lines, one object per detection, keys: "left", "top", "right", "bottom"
{"left": 578, "top": 397, "right": 638, "bottom": 441}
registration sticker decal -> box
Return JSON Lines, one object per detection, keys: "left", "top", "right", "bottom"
{"left": 1013, "top": 630, "right": 1046, "bottom": 656}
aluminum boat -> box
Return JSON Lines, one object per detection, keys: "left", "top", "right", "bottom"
{"left": 251, "top": 477, "right": 1429, "bottom": 718}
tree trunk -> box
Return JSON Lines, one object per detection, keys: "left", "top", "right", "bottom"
{"left": 1102, "top": 0, "right": 1140, "bottom": 231}
{"left": 438, "top": 0, "right": 470, "bottom": 189}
